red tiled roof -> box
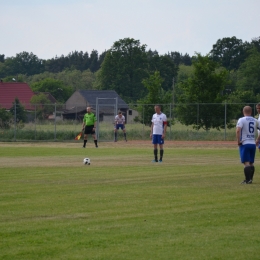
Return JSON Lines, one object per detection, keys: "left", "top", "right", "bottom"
{"left": 0, "top": 82, "right": 35, "bottom": 110}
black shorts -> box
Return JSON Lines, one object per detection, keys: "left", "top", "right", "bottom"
{"left": 84, "top": 125, "right": 95, "bottom": 134}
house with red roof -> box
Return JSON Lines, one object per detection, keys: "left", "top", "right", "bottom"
{"left": 0, "top": 81, "right": 35, "bottom": 110}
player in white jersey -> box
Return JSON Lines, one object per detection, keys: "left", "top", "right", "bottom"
{"left": 114, "top": 111, "right": 127, "bottom": 142}
{"left": 150, "top": 105, "right": 167, "bottom": 162}
{"left": 236, "top": 106, "right": 259, "bottom": 184}
{"left": 256, "top": 103, "right": 260, "bottom": 151}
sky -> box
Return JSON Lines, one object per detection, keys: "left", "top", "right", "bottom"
{"left": 1, "top": 0, "right": 260, "bottom": 60}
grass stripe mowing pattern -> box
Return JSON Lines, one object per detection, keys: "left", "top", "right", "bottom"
{"left": 1, "top": 142, "right": 260, "bottom": 259}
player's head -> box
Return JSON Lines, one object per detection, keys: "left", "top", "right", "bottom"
{"left": 86, "top": 107, "right": 92, "bottom": 113}
{"left": 243, "top": 106, "right": 252, "bottom": 116}
{"left": 256, "top": 103, "right": 260, "bottom": 113}
{"left": 118, "top": 111, "right": 122, "bottom": 117}
{"left": 154, "top": 105, "right": 161, "bottom": 114}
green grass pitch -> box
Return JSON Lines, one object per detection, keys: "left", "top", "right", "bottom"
{"left": 0, "top": 142, "right": 260, "bottom": 260}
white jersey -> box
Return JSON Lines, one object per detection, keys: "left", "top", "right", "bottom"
{"left": 115, "top": 115, "right": 125, "bottom": 124}
{"left": 258, "top": 114, "right": 260, "bottom": 136}
{"left": 151, "top": 112, "right": 167, "bottom": 135}
{"left": 236, "top": 116, "right": 258, "bottom": 145}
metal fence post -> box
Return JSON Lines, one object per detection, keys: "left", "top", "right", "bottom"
{"left": 224, "top": 101, "right": 227, "bottom": 141}
{"left": 34, "top": 105, "right": 36, "bottom": 140}
{"left": 169, "top": 103, "right": 172, "bottom": 140}
{"left": 14, "top": 102, "right": 17, "bottom": 141}
{"left": 142, "top": 104, "right": 144, "bottom": 140}
{"left": 197, "top": 103, "right": 199, "bottom": 126}
{"left": 54, "top": 103, "right": 57, "bottom": 141}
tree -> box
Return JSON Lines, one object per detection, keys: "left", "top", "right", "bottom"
{"left": 167, "top": 52, "right": 192, "bottom": 66}
{"left": 0, "top": 107, "right": 12, "bottom": 129}
{"left": 30, "top": 93, "right": 52, "bottom": 120}
{"left": 175, "top": 54, "right": 231, "bottom": 130}
{"left": 251, "top": 37, "right": 260, "bottom": 52}
{"left": 97, "top": 38, "right": 149, "bottom": 102}
{"left": 210, "top": 36, "right": 249, "bottom": 70}
{"left": 0, "top": 52, "right": 43, "bottom": 78}
{"left": 136, "top": 71, "right": 172, "bottom": 125}
{"left": 236, "top": 48, "right": 260, "bottom": 95}
{"left": 9, "top": 98, "right": 27, "bottom": 123}
{"left": 31, "top": 78, "right": 73, "bottom": 102}
{"left": 147, "top": 53, "right": 178, "bottom": 92}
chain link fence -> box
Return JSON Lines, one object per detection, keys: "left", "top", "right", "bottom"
{"left": 0, "top": 102, "right": 257, "bottom": 142}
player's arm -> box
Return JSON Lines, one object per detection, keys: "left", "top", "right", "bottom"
{"left": 256, "top": 120, "right": 260, "bottom": 149}
{"left": 82, "top": 118, "right": 85, "bottom": 130}
{"left": 236, "top": 127, "right": 242, "bottom": 146}
{"left": 150, "top": 123, "right": 154, "bottom": 138}
{"left": 93, "top": 115, "right": 97, "bottom": 129}
{"left": 162, "top": 121, "right": 167, "bottom": 138}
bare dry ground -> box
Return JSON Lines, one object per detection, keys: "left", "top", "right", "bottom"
{"left": 0, "top": 140, "right": 237, "bottom": 149}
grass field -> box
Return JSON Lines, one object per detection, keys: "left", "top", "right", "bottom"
{"left": 1, "top": 141, "right": 260, "bottom": 259}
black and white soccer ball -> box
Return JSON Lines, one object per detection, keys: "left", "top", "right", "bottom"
{"left": 83, "top": 158, "right": 91, "bottom": 165}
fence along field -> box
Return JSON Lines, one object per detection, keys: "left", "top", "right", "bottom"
{"left": 0, "top": 142, "right": 260, "bottom": 259}
{"left": 1, "top": 102, "right": 258, "bottom": 142}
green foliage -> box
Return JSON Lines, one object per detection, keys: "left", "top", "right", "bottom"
{"left": 175, "top": 54, "right": 231, "bottom": 130}
{"left": 31, "top": 78, "right": 73, "bottom": 102}
{"left": 30, "top": 93, "right": 53, "bottom": 120}
{"left": 236, "top": 48, "right": 260, "bottom": 95}
{"left": 24, "top": 69, "right": 96, "bottom": 93}
{"left": 98, "top": 38, "right": 149, "bottom": 102}
{"left": 9, "top": 98, "right": 27, "bottom": 124}
{"left": 174, "top": 65, "right": 194, "bottom": 103}
{"left": 147, "top": 51, "right": 178, "bottom": 92}
{"left": 0, "top": 107, "right": 12, "bottom": 129}
{"left": 210, "top": 36, "right": 249, "bottom": 70}
{"left": 43, "top": 50, "right": 106, "bottom": 73}
{"left": 0, "top": 51, "right": 43, "bottom": 78}
{"left": 136, "top": 71, "right": 173, "bottom": 125}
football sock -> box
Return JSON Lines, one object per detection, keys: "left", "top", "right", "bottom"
{"left": 124, "top": 132, "right": 127, "bottom": 140}
{"left": 94, "top": 140, "right": 98, "bottom": 147}
{"left": 154, "top": 149, "right": 158, "bottom": 161}
{"left": 115, "top": 132, "right": 117, "bottom": 140}
{"left": 250, "top": 165, "right": 255, "bottom": 180}
{"left": 244, "top": 166, "right": 251, "bottom": 182}
{"left": 160, "top": 149, "right": 164, "bottom": 160}
{"left": 83, "top": 140, "right": 87, "bottom": 147}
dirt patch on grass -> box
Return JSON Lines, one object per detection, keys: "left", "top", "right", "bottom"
{"left": 0, "top": 140, "right": 237, "bottom": 149}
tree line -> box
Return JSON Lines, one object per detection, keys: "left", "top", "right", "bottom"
{"left": 0, "top": 36, "right": 260, "bottom": 130}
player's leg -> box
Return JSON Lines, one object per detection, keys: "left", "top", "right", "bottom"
{"left": 152, "top": 135, "right": 158, "bottom": 162}
{"left": 159, "top": 144, "right": 164, "bottom": 162}
{"left": 114, "top": 126, "right": 118, "bottom": 142}
{"left": 240, "top": 145, "right": 252, "bottom": 184}
{"left": 92, "top": 131, "right": 98, "bottom": 148}
{"left": 250, "top": 164, "right": 255, "bottom": 181}
{"left": 123, "top": 127, "right": 127, "bottom": 141}
{"left": 243, "top": 163, "right": 252, "bottom": 184}
{"left": 249, "top": 145, "right": 256, "bottom": 182}
{"left": 83, "top": 133, "right": 88, "bottom": 148}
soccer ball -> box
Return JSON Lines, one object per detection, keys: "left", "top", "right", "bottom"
{"left": 83, "top": 158, "right": 91, "bottom": 165}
